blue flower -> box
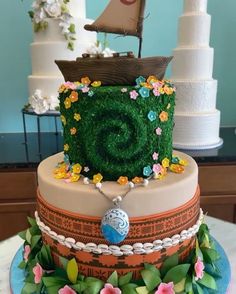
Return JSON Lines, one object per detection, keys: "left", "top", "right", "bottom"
{"left": 135, "top": 76, "right": 146, "bottom": 86}
{"left": 172, "top": 157, "right": 180, "bottom": 164}
{"left": 64, "top": 154, "right": 70, "bottom": 164}
{"left": 139, "top": 87, "right": 150, "bottom": 98}
{"left": 148, "top": 110, "right": 157, "bottom": 122}
{"left": 88, "top": 90, "right": 94, "bottom": 97}
{"left": 143, "top": 165, "right": 152, "bottom": 177}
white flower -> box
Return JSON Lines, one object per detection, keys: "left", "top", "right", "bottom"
{"left": 49, "top": 95, "right": 59, "bottom": 110}
{"left": 102, "top": 47, "right": 115, "bottom": 57}
{"left": 44, "top": 2, "right": 62, "bottom": 18}
{"left": 29, "top": 89, "right": 50, "bottom": 114}
{"left": 59, "top": 13, "right": 73, "bottom": 34}
{"left": 86, "top": 43, "right": 103, "bottom": 56}
{"left": 34, "top": 8, "right": 46, "bottom": 23}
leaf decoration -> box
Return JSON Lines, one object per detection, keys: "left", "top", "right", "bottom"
{"left": 118, "top": 272, "right": 133, "bottom": 286}
{"left": 26, "top": 228, "right": 32, "bottom": 244}
{"left": 67, "top": 258, "right": 79, "bottom": 284}
{"left": 141, "top": 269, "right": 161, "bottom": 291}
{"left": 59, "top": 256, "right": 69, "bottom": 271}
{"left": 201, "top": 247, "right": 220, "bottom": 263}
{"left": 84, "top": 277, "right": 104, "bottom": 294}
{"left": 21, "top": 282, "right": 37, "bottom": 294}
{"left": 121, "top": 283, "right": 138, "bottom": 294}
{"left": 197, "top": 272, "right": 217, "bottom": 290}
{"left": 144, "top": 263, "right": 160, "bottom": 277}
{"left": 136, "top": 286, "right": 149, "bottom": 294}
{"left": 107, "top": 271, "right": 118, "bottom": 287}
{"left": 163, "top": 264, "right": 190, "bottom": 284}
{"left": 161, "top": 253, "right": 179, "bottom": 276}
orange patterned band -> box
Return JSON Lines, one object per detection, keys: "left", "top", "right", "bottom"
{"left": 43, "top": 232, "right": 196, "bottom": 280}
{"left": 37, "top": 185, "right": 200, "bottom": 246}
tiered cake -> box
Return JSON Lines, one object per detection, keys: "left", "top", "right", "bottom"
{"left": 28, "top": 0, "right": 96, "bottom": 111}
{"left": 172, "top": 0, "right": 222, "bottom": 149}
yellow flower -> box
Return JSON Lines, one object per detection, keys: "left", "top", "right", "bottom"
{"left": 64, "top": 144, "right": 69, "bottom": 151}
{"left": 70, "top": 127, "right": 77, "bottom": 135}
{"left": 162, "top": 158, "right": 170, "bottom": 168}
{"left": 81, "top": 77, "right": 91, "bottom": 85}
{"left": 164, "top": 85, "right": 174, "bottom": 95}
{"left": 154, "top": 167, "right": 167, "bottom": 180}
{"left": 58, "top": 84, "right": 67, "bottom": 93}
{"left": 70, "top": 91, "right": 78, "bottom": 102}
{"left": 167, "top": 103, "right": 171, "bottom": 110}
{"left": 147, "top": 75, "right": 158, "bottom": 85}
{"left": 117, "top": 176, "right": 129, "bottom": 185}
{"left": 60, "top": 115, "right": 66, "bottom": 125}
{"left": 70, "top": 174, "right": 81, "bottom": 182}
{"left": 170, "top": 164, "right": 185, "bottom": 174}
{"left": 64, "top": 97, "right": 71, "bottom": 109}
{"left": 74, "top": 81, "right": 82, "bottom": 87}
{"left": 179, "top": 159, "right": 188, "bottom": 166}
{"left": 159, "top": 111, "right": 169, "bottom": 122}
{"left": 93, "top": 173, "right": 103, "bottom": 184}
{"left": 72, "top": 163, "right": 82, "bottom": 174}
{"left": 132, "top": 177, "right": 144, "bottom": 184}
{"left": 54, "top": 171, "right": 66, "bottom": 179}
{"left": 141, "top": 82, "right": 153, "bottom": 89}
{"left": 159, "top": 87, "right": 165, "bottom": 94}
{"left": 74, "top": 113, "right": 81, "bottom": 121}
{"left": 91, "top": 81, "right": 102, "bottom": 87}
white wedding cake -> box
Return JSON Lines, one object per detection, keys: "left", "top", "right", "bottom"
{"left": 171, "top": 0, "right": 223, "bottom": 149}
{"left": 28, "top": 0, "right": 96, "bottom": 114}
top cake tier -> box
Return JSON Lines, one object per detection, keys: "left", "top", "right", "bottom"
{"left": 184, "top": 0, "right": 207, "bottom": 14}
{"left": 67, "top": 0, "right": 86, "bottom": 18}
{"left": 58, "top": 77, "right": 175, "bottom": 181}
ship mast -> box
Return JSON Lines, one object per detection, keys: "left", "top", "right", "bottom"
{"left": 84, "top": 0, "right": 146, "bottom": 58}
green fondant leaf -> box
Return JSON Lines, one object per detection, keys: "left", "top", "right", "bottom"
{"left": 136, "top": 286, "right": 149, "bottom": 294}
{"left": 67, "top": 258, "right": 78, "bottom": 284}
{"left": 141, "top": 269, "right": 161, "bottom": 291}
{"left": 184, "top": 275, "right": 193, "bottom": 293}
{"left": 195, "top": 283, "right": 204, "bottom": 294}
{"left": 161, "top": 253, "right": 179, "bottom": 277}
{"left": 31, "top": 235, "right": 41, "bottom": 251}
{"left": 144, "top": 263, "right": 160, "bottom": 277}
{"left": 72, "top": 281, "right": 87, "bottom": 292}
{"left": 107, "top": 271, "right": 118, "bottom": 287}
{"left": 69, "top": 24, "right": 75, "bottom": 33}
{"left": 197, "top": 272, "right": 217, "bottom": 290}
{"left": 118, "top": 272, "right": 133, "bottom": 286}
{"left": 27, "top": 217, "right": 37, "bottom": 227}
{"left": 59, "top": 256, "right": 69, "bottom": 271}
{"left": 21, "top": 282, "right": 37, "bottom": 294}
{"left": 201, "top": 247, "right": 220, "bottom": 263}
{"left": 26, "top": 229, "right": 32, "bottom": 244}
{"left": 42, "top": 276, "right": 67, "bottom": 287}
{"left": 163, "top": 264, "right": 190, "bottom": 284}
{"left": 84, "top": 277, "right": 104, "bottom": 294}
{"left": 18, "top": 229, "right": 27, "bottom": 240}
{"left": 18, "top": 260, "right": 26, "bottom": 269}
{"left": 121, "top": 283, "right": 138, "bottom": 294}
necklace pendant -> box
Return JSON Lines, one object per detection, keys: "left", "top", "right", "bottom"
{"left": 101, "top": 207, "right": 130, "bottom": 244}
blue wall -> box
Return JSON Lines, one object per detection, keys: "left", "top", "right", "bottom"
{"left": 0, "top": 0, "right": 235, "bottom": 133}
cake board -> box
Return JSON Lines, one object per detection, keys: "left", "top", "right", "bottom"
{"left": 10, "top": 238, "right": 231, "bottom": 294}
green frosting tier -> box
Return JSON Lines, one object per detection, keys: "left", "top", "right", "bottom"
{"left": 59, "top": 79, "right": 175, "bottom": 181}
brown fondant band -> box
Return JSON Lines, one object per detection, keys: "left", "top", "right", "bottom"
{"left": 42, "top": 232, "right": 196, "bottom": 280}
{"left": 37, "top": 185, "right": 200, "bottom": 245}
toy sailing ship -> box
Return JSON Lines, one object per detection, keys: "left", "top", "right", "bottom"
{"left": 55, "top": 0, "right": 172, "bottom": 85}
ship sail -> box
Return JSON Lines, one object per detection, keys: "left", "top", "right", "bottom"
{"left": 84, "top": 0, "right": 146, "bottom": 57}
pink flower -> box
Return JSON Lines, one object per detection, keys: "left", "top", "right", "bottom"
{"left": 23, "top": 245, "right": 31, "bottom": 262}
{"left": 153, "top": 88, "right": 160, "bottom": 97}
{"left": 100, "top": 283, "right": 121, "bottom": 294}
{"left": 152, "top": 81, "right": 163, "bottom": 89}
{"left": 155, "top": 282, "right": 175, "bottom": 294}
{"left": 152, "top": 152, "right": 159, "bottom": 160}
{"left": 194, "top": 257, "right": 205, "bottom": 280}
{"left": 156, "top": 127, "right": 162, "bottom": 136}
{"left": 153, "top": 163, "right": 162, "bottom": 174}
{"left": 59, "top": 285, "right": 77, "bottom": 294}
{"left": 129, "top": 90, "right": 139, "bottom": 100}
{"left": 65, "top": 82, "right": 76, "bottom": 90}
{"left": 33, "top": 263, "right": 44, "bottom": 284}
{"left": 82, "top": 86, "right": 90, "bottom": 93}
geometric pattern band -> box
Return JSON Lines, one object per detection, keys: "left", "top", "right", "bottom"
{"left": 37, "top": 185, "right": 200, "bottom": 245}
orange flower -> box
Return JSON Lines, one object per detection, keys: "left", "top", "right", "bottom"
{"left": 91, "top": 81, "right": 102, "bottom": 87}
{"left": 54, "top": 171, "right": 66, "bottom": 179}
{"left": 117, "top": 176, "right": 129, "bottom": 185}
{"left": 81, "top": 77, "right": 91, "bottom": 85}
{"left": 64, "top": 97, "right": 71, "bottom": 109}
{"left": 164, "top": 85, "right": 174, "bottom": 95}
{"left": 93, "top": 173, "right": 103, "bottom": 184}
{"left": 70, "top": 91, "right": 78, "bottom": 102}
{"left": 132, "top": 177, "right": 144, "bottom": 184}
{"left": 170, "top": 164, "right": 185, "bottom": 174}
{"left": 159, "top": 111, "right": 169, "bottom": 122}
{"left": 141, "top": 82, "right": 153, "bottom": 89}
{"left": 70, "top": 127, "right": 77, "bottom": 135}
{"left": 58, "top": 84, "right": 67, "bottom": 93}
{"left": 147, "top": 75, "right": 158, "bottom": 85}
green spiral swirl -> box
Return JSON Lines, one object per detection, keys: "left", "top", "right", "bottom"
{"left": 60, "top": 86, "right": 174, "bottom": 181}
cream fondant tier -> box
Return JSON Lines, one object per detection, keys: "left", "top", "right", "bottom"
{"left": 172, "top": 47, "right": 214, "bottom": 80}
{"left": 38, "top": 151, "right": 198, "bottom": 217}
{"left": 173, "top": 79, "right": 217, "bottom": 112}
{"left": 184, "top": 0, "right": 207, "bottom": 13}
{"left": 67, "top": 0, "right": 86, "bottom": 18}
{"left": 37, "top": 150, "right": 200, "bottom": 279}
{"left": 178, "top": 14, "right": 211, "bottom": 47}
{"left": 173, "top": 111, "right": 221, "bottom": 149}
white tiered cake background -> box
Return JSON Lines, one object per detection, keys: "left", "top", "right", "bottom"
{"left": 28, "top": 0, "right": 96, "bottom": 113}
{"left": 172, "top": 0, "right": 223, "bottom": 150}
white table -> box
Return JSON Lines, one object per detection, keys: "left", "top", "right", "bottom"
{"left": 0, "top": 216, "right": 235, "bottom": 293}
